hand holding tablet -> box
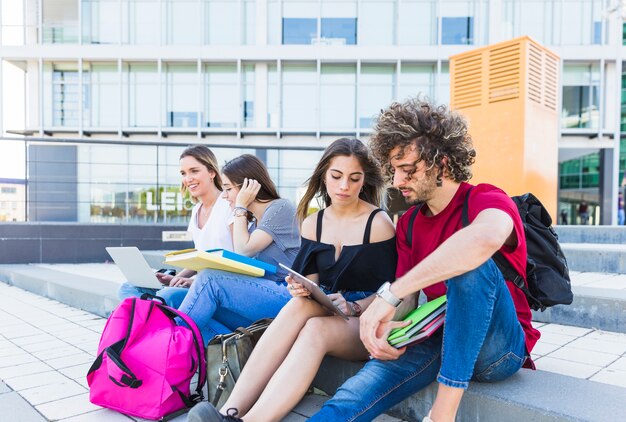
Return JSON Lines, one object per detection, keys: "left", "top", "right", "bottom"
{"left": 279, "top": 263, "right": 349, "bottom": 320}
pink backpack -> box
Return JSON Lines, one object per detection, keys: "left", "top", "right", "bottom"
{"left": 87, "top": 296, "right": 206, "bottom": 420}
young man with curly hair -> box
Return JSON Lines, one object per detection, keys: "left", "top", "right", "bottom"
{"left": 308, "top": 98, "right": 540, "bottom": 422}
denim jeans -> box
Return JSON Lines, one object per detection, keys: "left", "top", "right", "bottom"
{"left": 309, "top": 259, "right": 527, "bottom": 421}
{"left": 117, "top": 282, "right": 188, "bottom": 308}
{"left": 177, "top": 269, "right": 293, "bottom": 345}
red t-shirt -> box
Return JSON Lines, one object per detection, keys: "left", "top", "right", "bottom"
{"left": 395, "top": 182, "right": 540, "bottom": 368}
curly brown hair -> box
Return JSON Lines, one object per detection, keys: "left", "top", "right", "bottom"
{"left": 369, "top": 97, "right": 476, "bottom": 183}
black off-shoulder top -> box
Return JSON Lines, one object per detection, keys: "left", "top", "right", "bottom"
{"left": 291, "top": 208, "right": 397, "bottom": 293}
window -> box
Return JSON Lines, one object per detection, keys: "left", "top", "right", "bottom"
{"left": 123, "top": 0, "right": 160, "bottom": 45}
{"left": 622, "top": 69, "right": 626, "bottom": 132}
{"left": 503, "top": 0, "right": 555, "bottom": 45}
{"left": 320, "top": 63, "right": 356, "bottom": 129}
{"left": 165, "top": 63, "right": 198, "bottom": 128}
{"left": 43, "top": 62, "right": 87, "bottom": 128}
{"left": 205, "top": 0, "right": 239, "bottom": 45}
{"left": 82, "top": 0, "right": 120, "bottom": 44}
{"left": 561, "top": 63, "right": 600, "bottom": 129}
{"left": 43, "top": 0, "right": 78, "bottom": 43}
{"left": 85, "top": 62, "right": 119, "bottom": 128}
{"left": 321, "top": 18, "right": 356, "bottom": 45}
{"left": 243, "top": 64, "right": 255, "bottom": 128}
{"left": 268, "top": 64, "right": 279, "bottom": 128}
{"left": 283, "top": 18, "right": 317, "bottom": 44}
{"left": 123, "top": 62, "right": 159, "bottom": 127}
{"left": 165, "top": 0, "right": 200, "bottom": 45}
{"left": 359, "top": 0, "right": 395, "bottom": 45}
{"left": 560, "top": 0, "right": 604, "bottom": 45}
{"left": 397, "top": 64, "right": 435, "bottom": 102}
{"left": 282, "top": 0, "right": 317, "bottom": 44}
{"left": 399, "top": 0, "right": 436, "bottom": 45}
{"left": 204, "top": 64, "right": 238, "bottom": 128}
{"left": 282, "top": 63, "right": 317, "bottom": 129}
{"left": 321, "top": 0, "right": 357, "bottom": 45}
{"left": 442, "top": 17, "right": 473, "bottom": 45}
{"left": 359, "top": 64, "right": 395, "bottom": 128}
{"left": 440, "top": 0, "right": 481, "bottom": 45}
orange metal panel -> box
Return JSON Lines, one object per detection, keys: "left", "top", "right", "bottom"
{"left": 450, "top": 36, "right": 560, "bottom": 218}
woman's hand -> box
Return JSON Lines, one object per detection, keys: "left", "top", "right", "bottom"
{"left": 235, "top": 178, "right": 262, "bottom": 209}
{"left": 168, "top": 276, "right": 194, "bottom": 288}
{"left": 327, "top": 292, "right": 351, "bottom": 316}
{"left": 155, "top": 272, "right": 173, "bottom": 285}
{"left": 286, "top": 275, "right": 310, "bottom": 297}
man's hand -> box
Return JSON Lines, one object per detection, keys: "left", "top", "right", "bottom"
{"left": 360, "top": 296, "right": 410, "bottom": 360}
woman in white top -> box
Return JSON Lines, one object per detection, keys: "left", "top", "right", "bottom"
{"left": 117, "top": 145, "right": 233, "bottom": 307}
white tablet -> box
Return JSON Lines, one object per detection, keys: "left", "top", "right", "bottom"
{"left": 279, "top": 263, "right": 349, "bottom": 321}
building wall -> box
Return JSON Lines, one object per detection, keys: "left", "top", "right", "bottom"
{"left": 0, "top": 0, "right": 624, "bottom": 223}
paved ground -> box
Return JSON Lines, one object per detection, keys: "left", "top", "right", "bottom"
{"left": 1, "top": 268, "right": 626, "bottom": 421}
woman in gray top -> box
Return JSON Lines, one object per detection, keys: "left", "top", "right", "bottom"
{"left": 178, "top": 154, "right": 300, "bottom": 345}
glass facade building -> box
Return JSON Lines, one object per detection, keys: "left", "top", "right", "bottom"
{"left": 1, "top": 0, "right": 625, "bottom": 224}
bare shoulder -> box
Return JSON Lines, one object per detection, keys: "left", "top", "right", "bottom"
{"left": 369, "top": 208, "right": 396, "bottom": 243}
{"left": 300, "top": 211, "right": 319, "bottom": 241}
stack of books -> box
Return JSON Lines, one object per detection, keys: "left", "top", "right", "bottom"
{"left": 387, "top": 295, "right": 447, "bottom": 348}
{"left": 163, "top": 248, "right": 277, "bottom": 277}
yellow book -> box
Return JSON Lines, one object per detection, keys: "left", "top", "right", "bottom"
{"left": 163, "top": 249, "right": 265, "bottom": 277}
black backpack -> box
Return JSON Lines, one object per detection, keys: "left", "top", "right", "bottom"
{"left": 405, "top": 188, "right": 573, "bottom": 311}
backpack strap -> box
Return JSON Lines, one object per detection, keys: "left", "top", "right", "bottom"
{"left": 405, "top": 204, "right": 423, "bottom": 248}
{"left": 363, "top": 209, "right": 383, "bottom": 244}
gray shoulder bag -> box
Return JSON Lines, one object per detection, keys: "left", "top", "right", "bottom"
{"left": 206, "top": 318, "right": 273, "bottom": 408}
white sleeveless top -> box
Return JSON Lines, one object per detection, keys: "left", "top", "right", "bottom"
{"left": 187, "top": 195, "right": 233, "bottom": 252}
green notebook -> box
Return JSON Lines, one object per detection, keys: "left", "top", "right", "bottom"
{"left": 388, "top": 295, "right": 447, "bottom": 342}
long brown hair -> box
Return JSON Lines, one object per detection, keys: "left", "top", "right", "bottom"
{"left": 296, "top": 138, "right": 384, "bottom": 222}
{"left": 222, "top": 154, "right": 280, "bottom": 202}
{"left": 179, "top": 145, "right": 222, "bottom": 202}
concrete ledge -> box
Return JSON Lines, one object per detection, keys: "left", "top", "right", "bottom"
{"left": 0, "top": 265, "right": 120, "bottom": 318}
{"left": 313, "top": 356, "right": 626, "bottom": 421}
{"left": 533, "top": 286, "right": 626, "bottom": 333}
{"left": 556, "top": 226, "right": 626, "bottom": 244}
{"left": 561, "top": 243, "right": 626, "bottom": 274}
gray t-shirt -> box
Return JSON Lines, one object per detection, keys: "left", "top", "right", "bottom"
{"left": 251, "top": 198, "right": 300, "bottom": 282}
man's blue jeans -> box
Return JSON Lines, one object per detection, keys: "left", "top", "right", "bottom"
{"left": 177, "top": 269, "right": 293, "bottom": 345}
{"left": 310, "top": 259, "right": 527, "bottom": 421}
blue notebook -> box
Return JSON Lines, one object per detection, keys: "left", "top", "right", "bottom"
{"left": 204, "top": 249, "right": 277, "bottom": 274}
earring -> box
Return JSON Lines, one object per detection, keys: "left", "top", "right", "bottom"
{"left": 360, "top": 186, "right": 364, "bottom": 193}
{"left": 436, "top": 172, "right": 443, "bottom": 187}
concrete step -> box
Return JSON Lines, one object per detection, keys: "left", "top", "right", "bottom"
{"left": 555, "top": 226, "right": 626, "bottom": 244}
{"left": 561, "top": 243, "right": 626, "bottom": 274}
{"left": 0, "top": 264, "right": 122, "bottom": 318}
{"left": 313, "top": 357, "right": 626, "bottom": 422}
{"left": 531, "top": 271, "right": 626, "bottom": 333}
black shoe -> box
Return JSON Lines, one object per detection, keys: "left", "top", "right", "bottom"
{"left": 187, "top": 402, "right": 243, "bottom": 422}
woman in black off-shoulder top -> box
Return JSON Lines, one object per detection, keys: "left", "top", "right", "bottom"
{"left": 188, "top": 138, "right": 403, "bottom": 422}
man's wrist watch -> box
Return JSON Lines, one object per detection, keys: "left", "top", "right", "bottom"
{"left": 376, "top": 281, "right": 402, "bottom": 307}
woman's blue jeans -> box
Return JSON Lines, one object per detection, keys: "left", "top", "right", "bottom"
{"left": 177, "top": 269, "right": 293, "bottom": 346}
{"left": 117, "top": 283, "right": 188, "bottom": 308}
{"left": 310, "top": 259, "right": 527, "bottom": 421}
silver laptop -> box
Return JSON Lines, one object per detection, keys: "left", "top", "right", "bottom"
{"left": 106, "top": 247, "right": 164, "bottom": 289}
